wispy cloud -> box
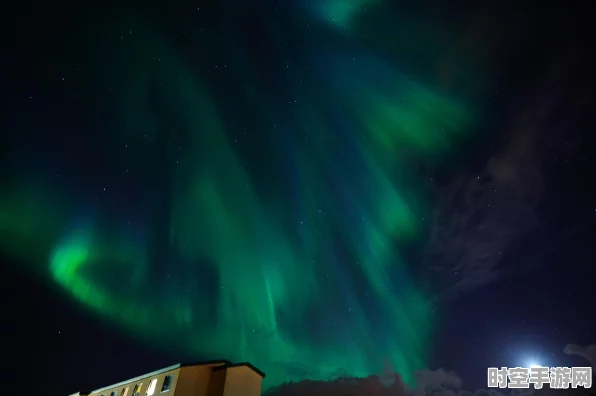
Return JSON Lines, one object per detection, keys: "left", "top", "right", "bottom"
{"left": 422, "top": 53, "right": 584, "bottom": 301}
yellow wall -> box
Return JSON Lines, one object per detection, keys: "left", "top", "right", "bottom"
{"left": 175, "top": 363, "right": 227, "bottom": 396}
{"left": 221, "top": 366, "right": 263, "bottom": 396}
{"left": 81, "top": 363, "right": 263, "bottom": 396}
{"left": 88, "top": 368, "right": 180, "bottom": 396}
{"left": 205, "top": 367, "right": 227, "bottom": 396}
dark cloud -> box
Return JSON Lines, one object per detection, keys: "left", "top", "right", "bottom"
{"left": 564, "top": 344, "right": 596, "bottom": 368}
{"left": 422, "top": 52, "right": 588, "bottom": 300}
{"left": 265, "top": 372, "right": 407, "bottom": 396}
{"left": 266, "top": 342, "right": 595, "bottom": 396}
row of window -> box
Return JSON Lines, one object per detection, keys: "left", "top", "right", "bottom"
{"left": 100, "top": 375, "right": 173, "bottom": 396}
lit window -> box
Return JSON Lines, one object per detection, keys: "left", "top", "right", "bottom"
{"left": 132, "top": 384, "right": 143, "bottom": 396}
{"left": 161, "top": 375, "right": 173, "bottom": 392}
{"left": 121, "top": 387, "right": 129, "bottom": 396}
{"left": 146, "top": 379, "right": 157, "bottom": 396}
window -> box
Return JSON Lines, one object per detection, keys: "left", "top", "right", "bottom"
{"left": 146, "top": 379, "right": 157, "bottom": 396}
{"left": 161, "top": 375, "right": 173, "bottom": 392}
{"left": 132, "top": 384, "right": 143, "bottom": 396}
{"left": 120, "top": 387, "right": 129, "bottom": 396}
{"left": 110, "top": 392, "right": 116, "bottom": 396}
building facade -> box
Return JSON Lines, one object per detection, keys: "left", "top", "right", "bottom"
{"left": 69, "top": 360, "right": 265, "bottom": 396}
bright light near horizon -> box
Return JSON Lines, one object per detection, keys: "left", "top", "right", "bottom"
{"left": 528, "top": 362, "right": 542, "bottom": 368}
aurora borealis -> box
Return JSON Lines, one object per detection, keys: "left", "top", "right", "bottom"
{"left": 3, "top": 0, "right": 510, "bottom": 389}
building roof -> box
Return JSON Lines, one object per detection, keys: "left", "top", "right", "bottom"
{"left": 75, "top": 360, "right": 265, "bottom": 395}
{"left": 209, "top": 361, "right": 266, "bottom": 378}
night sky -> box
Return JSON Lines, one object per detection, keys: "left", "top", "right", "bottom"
{"left": 3, "top": 0, "right": 596, "bottom": 395}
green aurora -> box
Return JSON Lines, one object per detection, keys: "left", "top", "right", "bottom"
{"left": 1, "top": 1, "right": 478, "bottom": 389}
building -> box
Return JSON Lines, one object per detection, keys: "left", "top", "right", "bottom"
{"left": 69, "top": 360, "right": 266, "bottom": 396}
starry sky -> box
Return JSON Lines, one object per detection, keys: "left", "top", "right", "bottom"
{"left": 3, "top": 0, "right": 596, "bottom": 395}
